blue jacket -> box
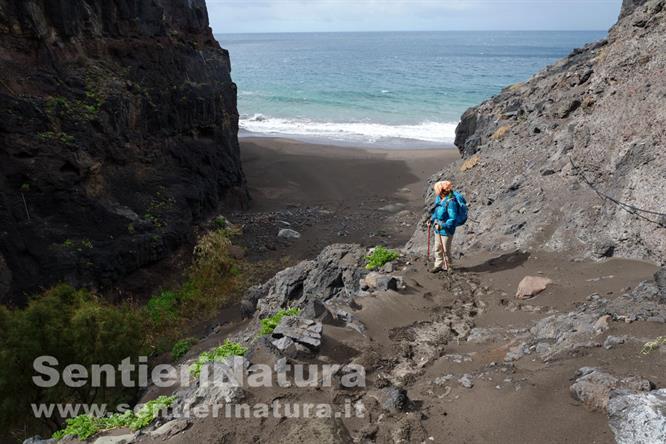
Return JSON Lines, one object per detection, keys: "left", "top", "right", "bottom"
{"left": 431, "top": 193, "right": 458, "bottom": 236}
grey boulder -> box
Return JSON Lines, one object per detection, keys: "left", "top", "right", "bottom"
{"left": 93, "top": 435, "right": 136, "bottom": 444}
{"left": 363, "top": 272, "right": 398, "bottom": 292}
{"left": 570, "top": 367, "right": 653, "bottom": 411}
{"left": 22, "top": 438, "right": 56, "bottom": 444}
{"left": 252, "top": 244, "right": 367, "bottom": 317}
{"left": 271, "top": 317, "right": 323, "bottom": 357}
{"left": 278, "top": 228, "right": 301, "bottom": 240}
{"left": 375, "top": 386, "right": 411, "bottom": 413}
{"left": 150, "top": 419, "right": 190, "bottom": 438}
{"left": 181, "top": 357, "right": 249, "bottom": 406}
{"left": 608, "top": 389, "right": 666, "bottom": 444}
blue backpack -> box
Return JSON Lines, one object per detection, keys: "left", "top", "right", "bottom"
{"left": 438, "top": 191, "right": 467, "bottom": 227}
{"left": 451, "top": 191, "right": 468, "bottom": 226}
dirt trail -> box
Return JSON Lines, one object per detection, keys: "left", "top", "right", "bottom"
{"left": 128, "top": 139, "right": 664, "bottom": 444}
{"left": 130, "top": 246, "right": 662, "bottom": 444}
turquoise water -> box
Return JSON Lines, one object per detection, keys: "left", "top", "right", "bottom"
{"left": 216, "top": 31, "right": 606, "bottom": 147}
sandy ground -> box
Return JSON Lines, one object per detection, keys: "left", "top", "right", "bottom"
{"left": 231, "top": 137, "right": 457, "bottom": 263}
{"left": 126, "top": 138, "right": 662, "bottom": 444}
{"left": 135, "top": 252, "right": 660, "bottom": 444}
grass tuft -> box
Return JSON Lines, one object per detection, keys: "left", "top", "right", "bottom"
{"left": 171, "top": 337, "right": 196, "bottom": 360}
{"left": 52, "top": 396, "right": 176, "bottom": 440}
{"left": 365, "top": 246, "right": 399, "bottom": 271}
{"left": 259, "top": 307, "right": 301, "bottom": 336}
{"left": 146, "top": 291, "right": 179, "bottom": 325}
{"left": 189, "top": 340, "right": 248, "bottom": 377}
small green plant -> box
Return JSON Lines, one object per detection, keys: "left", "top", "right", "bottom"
{"left": 365, "top": 246, "right": 400, "bottom": 270}
{"left": 102, "top": 410, "right": 135, "bottom": 429}
{"left": 51, "top": 396, "right": 176, "bottom": 440}
{"left": 128, "top": 396, "right": 177, "bottom": 430}
{"left": 146, "top": 291, "right": 179, "bottom": 324}
{"left": 38, "top": 131, "right": 75, "bottom": 144}
{"left": 59, "top": 238, "right": 93, "bottom": 252}
{"left": 640, "top": 336, "right": 666, "bottom": 355}
{"left": 52, "top": 414, "right": 102, "bottom": 441}
{"left": 143, "top": 211, "right": 165, "bottom": 229}
{"left": 214, "top": 216, "right": 228, "bottom": 229}
{"left": 189, "top": 340, "right": 248, "bottom": 377}
{"left": 46, "top": 92, "right": 103, "bottom": 122}
{"left": 171, "top": 337, "right": 196, "bottom": 360}
{"left": 259, "top": 307, "right": 301, "bottom": 336}
{"left": 20, "top": 183, "right": 30, "bottom": 192}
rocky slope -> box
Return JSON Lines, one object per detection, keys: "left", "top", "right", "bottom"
{"left": 56, "top": 245, "right": 663, "bottom": 444}
{"left": 409, "top": 0, "right": 665, "bottom": 264}
{"left": 0, "top": 0, "right": 247, "bottom": 304}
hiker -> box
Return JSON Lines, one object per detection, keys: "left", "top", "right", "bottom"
{"left": 428, "top": 180, "right": 467, "bottom": 273}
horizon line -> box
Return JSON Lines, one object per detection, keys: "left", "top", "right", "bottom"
{"left": 213, "top": 29, "right": 609, "bottom": 35}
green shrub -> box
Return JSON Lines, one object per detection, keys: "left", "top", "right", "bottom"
{"left": 102, "top": 410, "right": 134, "bottom": 429}
{"left": 51, "top": 414, "right": 103, "bottom": 441}
{"left": 184, "top": 227, "right": 244, "bottom": 313}
{"left": 171, "top": 338, "right": 196, "bottom": 360}
{"left": 45, "top": 93, "right": 103, "bottom": 122}
{"left": 259, "top": 308, "right": 301, "bottom": 336}
{"left": 0, "top": 284, "right": 146, "bottom": 432}
{"left": 51, "top": 396, "right": 176, "bottom": 440}
{"left": 365, "top": 246, "right": 400, "bottom": 270}
{"left": 145, "top": 291, "right": 179, "bottom": 324}
{"left": 126, "top": 395, "right": 176, "bottom": 430}
{"left": 1, "top": 225, "right": 250, "bottom": 433}
{"left": 214, "top": 216, "right": 228, "bottom": 229}
{"left": 189, "top": 340, "right": 248, "bottom": 377}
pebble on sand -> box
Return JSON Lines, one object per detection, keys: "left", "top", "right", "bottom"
{"left": 278, "top": 228, "right": 301, "bottom": 240}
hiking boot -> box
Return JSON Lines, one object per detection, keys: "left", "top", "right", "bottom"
{"left": 429, "top": 266, "right": 442, "bottom": 273}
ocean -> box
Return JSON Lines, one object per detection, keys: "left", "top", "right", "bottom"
{"left": 215, "top": 31, "right": 607, "bottom": 147}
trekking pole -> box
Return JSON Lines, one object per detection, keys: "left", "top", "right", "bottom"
{"left": 426, "top": 224, "right": 431, "bottom": 265}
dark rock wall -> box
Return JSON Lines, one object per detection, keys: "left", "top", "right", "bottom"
{"left": 409, "top": 0, "right": 665, "bottom": 264}
{"left": 0, "top": 0, "right": 248, "bottom": 304}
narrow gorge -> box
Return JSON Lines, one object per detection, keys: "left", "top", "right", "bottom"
{"left": 0, "top": 0, "right": 247, "bottom": 304}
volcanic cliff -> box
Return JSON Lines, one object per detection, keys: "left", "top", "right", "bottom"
{"left": 409, "top": 0, "right": 665, "bottom": 265}
{"left": 0, "top": 0, "right": 247, "bottom": 304}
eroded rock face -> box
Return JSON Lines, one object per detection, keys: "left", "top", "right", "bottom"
{"left": 409, "top": 0, "right": 666, "bottom": 264}
{"left": 0, "top": 0, "right": 248, "bottom": 303}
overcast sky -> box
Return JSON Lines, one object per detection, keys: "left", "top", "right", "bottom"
{"left": 206, "top": 0, "right": 624, "bottom": 33}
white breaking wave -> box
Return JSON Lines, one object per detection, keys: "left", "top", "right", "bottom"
{"left": 239, "top": 115, "right": 457, "bottom": 146}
